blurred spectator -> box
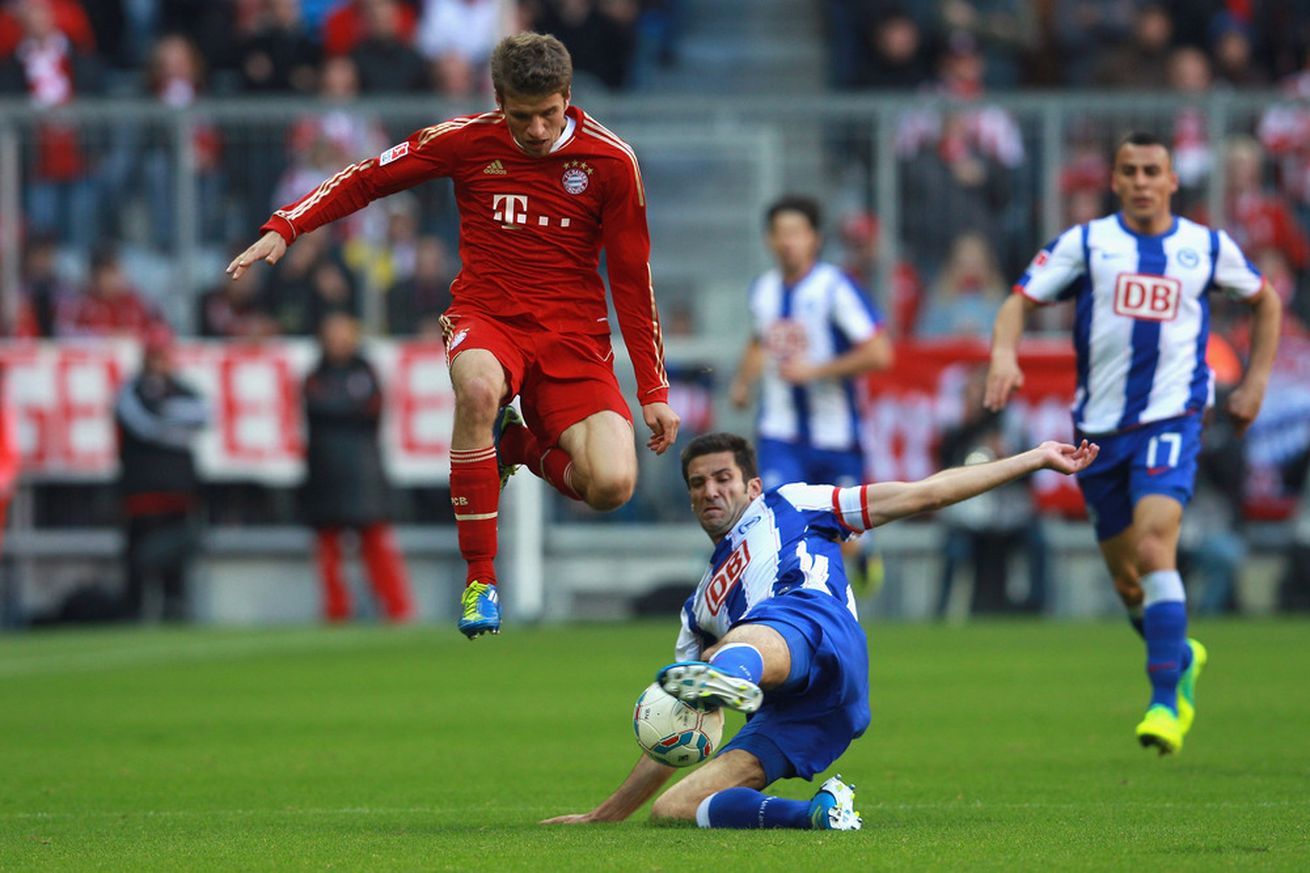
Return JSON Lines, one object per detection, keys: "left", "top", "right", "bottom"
{"left": 156, "top": 0, "right": 242, "bottom": 78}
{"left": 1048, "top": 0, "right": 1136, "bottom": 87}
{"left": 349, "top": 0, "right": 431, "bottom": 93}
{"left": 18, "top": 234, "right": 76, "bottom": 337}
{"left": 536, "top": 0, "right": 638, "bottom": 90}
{"left": 238, "top": 0, "right": 322, "bottom": 93}
{"left": 263, "top": 229, "right": 360, "bottom": 335}
{"left": 276, "top": 55, "right": 389, "bottom": 242}
{"left": 936, "top": 0, "right": 1037, "bottom": 89}
{"left": 143, "top": 33, "right": 226, "bottom": 246}
{"left": 0, "top": 0, "right": 94, "bottom": 56}
{"left": 837, "top": 210, "right": 924, "bottom": 337}
{"left": 197, "top": 248, "right": 278, "bottom": 338}
{"left": 1209, "top": 13, "right": 1268, "bottom": 88}
{"left": 934, "top": 366, "right": 1046, "bottom": 617}
{"left": 1167, "top": 46, "right": 1213, "bottom": 201}
{"left": 57, "top": 246, "right": 163, "bottom": 339}
{"left": 386, "top": 234, "right": 453, "bottom": 336}
{"left": 1258, "top": 65, "right": 1310, "bottom": 240}
{"left": 343, "top": 192, "right": 421, "bottom": 293}
{"left": 1197, "top": 137, "right": 1310, "bottom": 284}
{"left": 322, "top": 0, "right": 417, "bottom": 57}
{"left": 1093, "top": 3, "right": 1174, "bottom": 89}
{"left": 114, "top": 328, "right": 208, "bottom": 621}
{"left": 302, "top": 312, "right": 414, "bottom": 623}
{"left": 896, "top": 32, "right": 1025, "bottom": 277}
{"left": 841, "top": 4, "right": 935, "bottom": 90}
{"left": 416, "top": 0, "right": 503, "bottom": 96}
{"left": 917, "top": 231, "right": 1006, "bottom": 339}
{"left": 0, "top": 0, "right": 103, "bottom": 249}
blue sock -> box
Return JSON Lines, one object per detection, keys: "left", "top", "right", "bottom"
{"left": 1141, "top": 570, "right": 1187, "bottom": 713}
{"left": 697, "top": 788, "right": 812, "bottom": 829}
{"left": 709, "top": 643, "right": 764, "bottom": 685}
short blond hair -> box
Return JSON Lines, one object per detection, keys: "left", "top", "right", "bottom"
{"left": 490, "top": 32, "right": 573, "bottom": 99}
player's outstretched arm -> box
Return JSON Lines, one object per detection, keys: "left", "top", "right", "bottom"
{"left": 863, "top": 439, "right": 1099, "bottom": 528}
{"left": 1226, "top": 280, "right": 1282, "bottom": 435}
{"left": 540, "top": 754, "right": 676, "bottom": 824}
{"left": 730, "top": 338, "right": 765, "bottom": 409}
{"left": 984, "top": 294, "right": 1035, "bottom": 411}
{"left": 225, "top": 231, "right": 287, "bottom": 280}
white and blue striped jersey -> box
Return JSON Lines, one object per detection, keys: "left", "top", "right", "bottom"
{"left": 674, "top": 483, "right": 872, "bottom": 660}
{"left": 749, "top": 262, "right": 883, "bottom": 451}
{"left": 1015, "top": 213, "right": 1263, "bottom": 435}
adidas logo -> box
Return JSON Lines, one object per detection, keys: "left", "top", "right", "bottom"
{"left": 483, "top": 160, "right": 507, "bottom": 175}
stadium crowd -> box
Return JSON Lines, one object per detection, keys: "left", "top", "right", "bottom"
{"left": 2, "top": 1, "right": 1310, "bottom": 620}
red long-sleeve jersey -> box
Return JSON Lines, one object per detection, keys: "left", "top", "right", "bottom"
{"left": 260, "top": 105, "right": 668, "bottom": 405}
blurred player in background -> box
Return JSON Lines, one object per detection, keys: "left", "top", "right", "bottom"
{"left": 729, "top": 196, "right": 893, "bottom": 595}
{"left": 985, "top": 131, "right": 1282, "bottom": 754}
{"left": 543, "top": 431, "right": 1097, "bottom": 830}
{"left": 228, "top": 33, "right": 678, "bottom": 639}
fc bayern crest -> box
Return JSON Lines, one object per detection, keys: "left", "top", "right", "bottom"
{"left": 561, "top": 160, "right": 592, "bottom": 195}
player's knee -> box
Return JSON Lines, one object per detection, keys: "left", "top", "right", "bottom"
{"left": 583, "top": 471, "right": 635, "bottom": 512}
{"left": 650, "top": 791, "right": 697, "bottom": 823}
{"left": 452, "top": 375, "right": 503, "bottom": 423}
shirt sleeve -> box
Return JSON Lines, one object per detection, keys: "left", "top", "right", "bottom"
{"left": 776, "top": 482, "right": 870, "bottom": 538}
{"left": 1213, "top": 229, "right": 1264, "bottom": 301}
{"left": 1013, "top": 226, "right": 1086, "bottom": 304}
{"left": 260, "top": 124, "right": 460, "bottom": 244}
{"left": 830, "top": 274, "right": 882, "bottom": 343}
{"left": 600, "top": 151, "right": 669, "bottom": 405}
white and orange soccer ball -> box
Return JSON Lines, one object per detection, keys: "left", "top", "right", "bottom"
{"left": 632, "top": 681, "right": 724, "bottom": 767}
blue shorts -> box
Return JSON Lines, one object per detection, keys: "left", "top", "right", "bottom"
{"left": 718, "top": 589, "right": 870, "bottom": 784}
{"left": 1076, "top": 414, "right": 1202, "bottom": 542}
{"left": 757, "top": 438, "right": 864, "bottom": 491}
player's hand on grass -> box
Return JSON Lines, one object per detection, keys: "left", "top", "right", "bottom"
{"left": 1035, "top": 439, "right": 1099, "bottom": 475}
{"left": 642, "top": 402, "right": 680, "bottom": 455}
{"left": 226, "top": 231, "right": 287, "bottom": 280}
{"left": 1224, "top": 380, "right": 1267, "bottom": 437}
{"left": 984, "top": 354, "right": 1023, "bottom": 411}
{"left": 540, "top": 812, "right": 604, "bottom": 825}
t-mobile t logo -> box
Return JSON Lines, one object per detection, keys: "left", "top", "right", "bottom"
{"left": 493, "top": 194, "right": 528, "bottom": 225}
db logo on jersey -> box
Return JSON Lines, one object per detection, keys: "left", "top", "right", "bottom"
{"left": 1114, "top": 273, "right": 1181, "bottom": 321}
{"left": 704, "top": 541, "right": 751, "bottom": 616}
{"left": 379, "top": 142, "right": 409, "bottom": 166}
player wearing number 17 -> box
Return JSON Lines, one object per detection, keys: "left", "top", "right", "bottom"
{"left": 226, "top": 34, "right": 678, "bottom": 638}
{"left": 984, "top": 131, "right": 1282, "bottom": 755}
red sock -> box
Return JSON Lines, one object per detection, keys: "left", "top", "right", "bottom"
{"left": 539, "top": 446, "right": 582, "bottom": 501}
{"left": 450, "top": 445, "right": 500, "bottom": 585}
{"left": 497, "top": 419, "right": 539, "bottom": 468}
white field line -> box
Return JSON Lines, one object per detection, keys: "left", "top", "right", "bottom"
{"left": 0, "top": 630, "right": 423, "bottom": 678}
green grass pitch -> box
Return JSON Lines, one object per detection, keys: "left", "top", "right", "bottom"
{"left": 1, "top": 619, "right": 1308, "bottom": 870}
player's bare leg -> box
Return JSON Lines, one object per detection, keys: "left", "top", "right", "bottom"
{"left": 448, "top": 349, "right": 511, "bottom": 637}
{"left": 652, "top": 748, "right": 860, "bottom": 831}
{"left": 557, "top": 410, "right": 638, "bottom": 511}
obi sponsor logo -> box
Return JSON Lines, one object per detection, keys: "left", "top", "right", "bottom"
{"left": 705, "top": 541, "right": 751, "bottom": 616}
{"left": 379, "top": 142, "right": 409, "bottom": 166}
{"left": 1113, "top": 273, "right": 1181, "bottom": 321}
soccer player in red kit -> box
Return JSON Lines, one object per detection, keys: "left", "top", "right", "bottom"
{"left": 227, "top": 33, "right": 679, "bottom": 638}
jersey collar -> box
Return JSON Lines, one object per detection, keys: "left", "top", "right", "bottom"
{"left": 1114, "top": 211, "right": 1179, "bottom": 241}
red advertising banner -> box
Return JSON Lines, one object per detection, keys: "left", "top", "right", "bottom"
{"left": 0, "top": 339, "right": 453, "bottom": 485}
{"left": 861, "top": 338, "right": 1085, "bottom": 516}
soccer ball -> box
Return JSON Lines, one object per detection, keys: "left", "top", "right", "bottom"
{"left": 632, "top": 681, "right": 724, "bottom": 767}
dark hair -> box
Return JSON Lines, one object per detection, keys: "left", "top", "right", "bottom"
{"left": 1116, "top": 131, "right": 1172, "bottom": 159}
{"left": 680, "top": 432, "right": 758, "bottom": 484}
{"left": 491, "top": 33, "right": 573, "bottom": 98}
{"left": 765, "top": 195, "right": 823, "bottom": 233}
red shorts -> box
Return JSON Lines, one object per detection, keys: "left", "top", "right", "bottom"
{"left": 442, "top": 309, "right": 633, "bottom": 445}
